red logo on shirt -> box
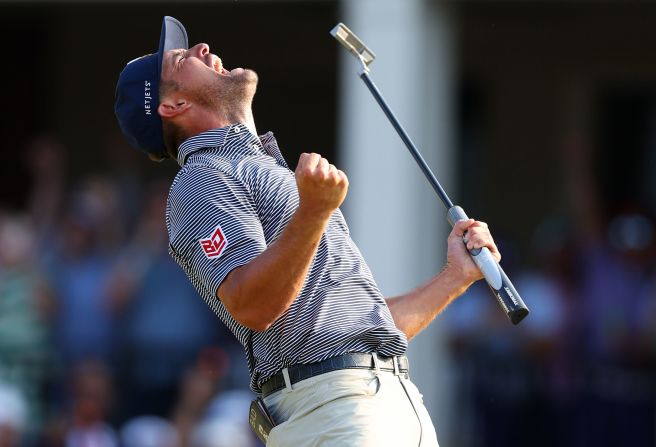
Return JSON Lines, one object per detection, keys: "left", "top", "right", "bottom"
{"left": 199, "top": 225, "right": 228, "bottom": 259}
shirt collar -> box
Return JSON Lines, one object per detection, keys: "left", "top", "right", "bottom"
{"left": 176, "top": 124, "right": 283, "bottom": 167}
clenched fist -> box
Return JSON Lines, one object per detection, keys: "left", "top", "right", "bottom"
{"left": 295, "top": 153, "right": 349, "bottom": 219}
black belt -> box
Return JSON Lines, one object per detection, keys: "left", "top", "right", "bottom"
{"left": 260, "top": 353, "right": 409, "bottom": 397}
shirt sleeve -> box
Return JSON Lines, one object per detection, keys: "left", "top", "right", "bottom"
{"left": 167, "top": 164, "right": 266, "bottom": 298}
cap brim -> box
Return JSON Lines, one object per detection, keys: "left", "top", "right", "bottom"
{"left": 157, "top": 16, "right": 189, "bottom": 82}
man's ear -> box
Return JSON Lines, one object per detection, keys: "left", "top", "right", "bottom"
{"left": 158, "top": 95, "right": 193, "bottom": 119}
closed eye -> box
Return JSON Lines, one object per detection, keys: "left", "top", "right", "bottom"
{"left": 177, "top": 50, "right": 187, "bottom": 66}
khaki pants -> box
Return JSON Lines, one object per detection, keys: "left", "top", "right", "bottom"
{"left": 263, "top": 368, "right": 440, "bottom": 446}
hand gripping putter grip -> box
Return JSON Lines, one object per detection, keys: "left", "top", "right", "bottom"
{"left": 331, "top": 23, "right": 529, "bottom": 325}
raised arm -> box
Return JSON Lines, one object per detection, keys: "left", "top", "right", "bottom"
{"left": 218, "top": 153, "right": 348, "bottom": 332}
{"left": 386, "top": 219, "right": 500, "bottom": 340}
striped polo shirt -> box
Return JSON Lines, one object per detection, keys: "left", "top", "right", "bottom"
{"left": 166, "top": 123, "right": 407, "bottom": 393}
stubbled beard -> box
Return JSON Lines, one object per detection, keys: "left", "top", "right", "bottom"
{"left": 189, "top": 69, "right": 258, "bottom": 122}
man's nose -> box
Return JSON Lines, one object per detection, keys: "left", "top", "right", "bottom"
{"left": 190, "top": 43, "right": 210, "bottom": 57}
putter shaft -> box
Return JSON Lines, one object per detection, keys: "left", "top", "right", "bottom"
{"left": 332, "top": 23, "right": 529, "bottom": 325}
{"left": 359, "top": 73, "right": 454, "bottom": 210}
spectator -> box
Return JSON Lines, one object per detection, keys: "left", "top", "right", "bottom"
{"left": 23, "top": 135, "right": 67, "bottom": 262}
{"left": 107, "top": 181, "right": 242, "bottom": 420}
{"left": 45, "top": 176, "right": 126, "bottom": 370}
{"left": 0, "top": 383, "right": 28, "bottom": 447}
{"left": 0, "top": 213, "right": 53, "bottom": 437}
{"left": 193, "top": 389, "right": 257, "bottom": 447}
{"left": 120, "top": 416, "right": 179, "bottom": 447}
{"left": 562, "top": 132, "right": 656, "bottom": 446}
{"left": 443, "top": 227, "right": 574, "bottom": 447}
{"left": 63, "top": 361, "right": 118, "bottom": 447}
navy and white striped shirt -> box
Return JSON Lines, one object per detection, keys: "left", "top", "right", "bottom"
{"left": 166, "top": 123, "right": 407, "bottom": 393}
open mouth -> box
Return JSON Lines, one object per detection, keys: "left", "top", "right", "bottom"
{"left": 213, "top": 57, "right": 222, "bottom": 73}
{"left": 212, "top": 56, "right": 230, "bottom": 75}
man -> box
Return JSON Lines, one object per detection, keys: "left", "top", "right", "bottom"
{"left": 115, "top": 16, "right": 500, "bottom": 447}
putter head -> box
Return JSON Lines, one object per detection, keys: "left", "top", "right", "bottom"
{"left": 330, "top": 23, "right": 376, "bottom": 68}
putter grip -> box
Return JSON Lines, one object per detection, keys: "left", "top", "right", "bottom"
{"left": 447, "top": 206, "right": 529, "bottom": 325}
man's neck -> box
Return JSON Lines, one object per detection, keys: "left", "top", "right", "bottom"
{"left": 185, "top": 105, "right": 257, "bottom": 138}
{"left": 240, "top": 108, "right": 257, "bottom": 136}
{"left": 217, "top": 114, "right": 257, "bottom": 136}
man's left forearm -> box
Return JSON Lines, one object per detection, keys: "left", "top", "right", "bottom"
{"left": 386, "top": 218, "right": 499, "bottom": 341}
{"left": 385, "top": 265, "right": 472, "bottom": 341}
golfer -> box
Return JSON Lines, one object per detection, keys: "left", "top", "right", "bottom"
{"left": 115, "top": 16, "right": 500, "bottom": 447}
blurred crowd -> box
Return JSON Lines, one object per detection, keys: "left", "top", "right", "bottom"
{"left": 0, "top": 132, "right": 654, "bottom": 447}
{"left": 0, "top": 136, "right": 257, "bottom": 447}
{"left": 444, "top": 132, "right": 656, "bottom": 447}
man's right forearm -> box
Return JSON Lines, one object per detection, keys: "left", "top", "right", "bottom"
{"left": 217, "top": 205, "right": 329, "bottom": 332}
{"left": 218, "top": 152, "right": 348, "bottom": 332}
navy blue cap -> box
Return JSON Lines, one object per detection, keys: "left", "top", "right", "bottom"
{"left": 115, "top": 16, "right": 188, "bottom": 158}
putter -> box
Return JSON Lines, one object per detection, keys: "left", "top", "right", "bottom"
{"left": 331, "top": 23, "right": 529, "bottom": 325}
